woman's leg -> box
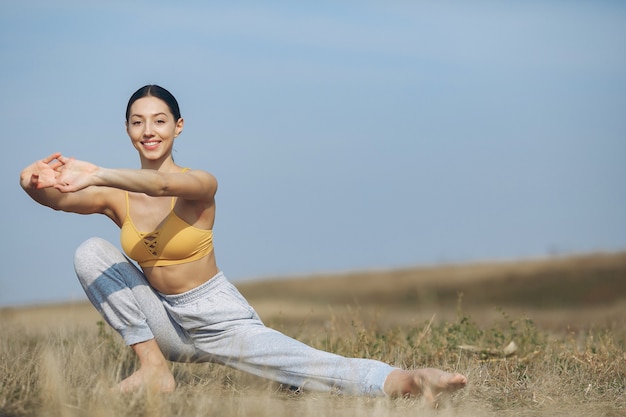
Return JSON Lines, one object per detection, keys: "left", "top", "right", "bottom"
{"left": 161, "top": 273, "right": 393, "bottom": 396}
{"left": 162, "top": 273, "right": 467, "bottom": 399}
{"left": 73, "top": 237, "right": 196, "bottom": 391}
{"left": 74, "top": 238, "right": 467, "bottom": 398}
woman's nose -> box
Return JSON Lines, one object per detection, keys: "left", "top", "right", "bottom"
{"left": 143, "top": 123, "right": 155, "bottom": 136}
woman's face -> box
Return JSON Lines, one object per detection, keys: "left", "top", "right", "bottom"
{"left": 126, "top": 96, "right": 183, "bottom": 163}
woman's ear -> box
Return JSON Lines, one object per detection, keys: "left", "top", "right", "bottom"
{"left": 175, "top": 117, "right": 184, "bottom": 137}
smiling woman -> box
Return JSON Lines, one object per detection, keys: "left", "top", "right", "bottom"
{"left": 125, "top": 86, "right": 184, "bottom": 167}
{"left": 19, "top": 84, "right": 466, "bottom": 405}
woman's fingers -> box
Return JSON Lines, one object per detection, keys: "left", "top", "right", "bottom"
{"left": 42, "top": 152, "right": 62, "bottom": 164}
{"left": 49, "top": 160, "right": 64, "bottom": 171}
{"left": 39, "top": 153, "right": 67, "bottom": 172}
{"left": 57, "top": 155, "right": 73, "bottom": 164}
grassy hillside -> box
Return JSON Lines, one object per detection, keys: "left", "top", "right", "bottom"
{"left": 239, "top": 251, "right": 626, "bottom": 307}
{"left": 238, "top": 251, "right": 626, "bottom": 331}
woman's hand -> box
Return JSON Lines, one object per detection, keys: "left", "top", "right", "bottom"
{"left": 20, "top": 153, "right": 64, "bottom": 190}
{"left": 20, "top": 153, "right": 116, "bottom": 218}
{"left": 54, "top": 156, "right": 100, "bottom": 193}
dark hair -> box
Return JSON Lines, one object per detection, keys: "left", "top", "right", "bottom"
{"left": 125, "top": 85, "right": 181, "bottom": 122}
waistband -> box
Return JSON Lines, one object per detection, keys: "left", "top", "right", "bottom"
{"left": 158, "top": 271, "right": 226, "bottom": 306}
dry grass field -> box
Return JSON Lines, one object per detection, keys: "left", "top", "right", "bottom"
{"left": 1, "top": 252, "right": 625, "bottom": 416}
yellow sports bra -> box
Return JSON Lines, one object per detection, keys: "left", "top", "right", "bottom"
{"left": 120, "top": 192, "right": 214, "bottom": 268}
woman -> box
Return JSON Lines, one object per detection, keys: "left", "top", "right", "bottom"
{"left": 20, "top": 85, "right": 466, "bottom": 403}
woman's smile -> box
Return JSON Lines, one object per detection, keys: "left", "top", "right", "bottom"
{"left": 141, "top": 139, "right": 162, "bottom": 150}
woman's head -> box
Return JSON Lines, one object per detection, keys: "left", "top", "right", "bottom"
{"left": 125, "top": 85, "right": 181, "bottom": 122}
{"left": 125, "top": 85, "right": 184, "bottom": 166}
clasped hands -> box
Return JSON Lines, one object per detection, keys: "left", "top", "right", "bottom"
{"left": 26, "top": 152, "right": 98, "bottom": 193}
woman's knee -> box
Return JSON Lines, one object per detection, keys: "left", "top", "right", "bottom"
{"left": 73, "top": 237, "right": 121, "bottom": 276}
{"left": 75, "top": 236, "right": 108, "bottom": 261}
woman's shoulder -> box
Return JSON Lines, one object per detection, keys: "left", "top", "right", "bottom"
{"left": 172, "top": 167, "right": 218, "bottom": 202}
{"left": 181, "top": 168, "right": 218, "bottom": 184}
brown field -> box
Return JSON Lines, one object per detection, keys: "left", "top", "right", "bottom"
{"left": 1, "top": 252, "right": 625, "bottom": 416}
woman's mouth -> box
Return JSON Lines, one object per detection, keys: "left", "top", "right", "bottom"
{"left": 141, "top": 140, "right": 161, "bottom": 150}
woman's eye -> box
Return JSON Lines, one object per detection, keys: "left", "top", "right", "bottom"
{"left": 131, "top": 120, "right": 142, "bottom": 126}
{"left": 156, "top": 119, "right": 165, "bottom": 124}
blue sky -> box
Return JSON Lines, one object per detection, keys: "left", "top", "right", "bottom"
{"left": 1, "top": 1, "right": 625, "bottom": 307}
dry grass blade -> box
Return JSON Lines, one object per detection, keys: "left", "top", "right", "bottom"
{"left": 458, "top": 341, "right": 518, "bottom": 359}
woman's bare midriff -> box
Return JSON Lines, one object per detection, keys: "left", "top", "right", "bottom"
{"left": 142, "top": 251, "right": 219, "bottom": 295}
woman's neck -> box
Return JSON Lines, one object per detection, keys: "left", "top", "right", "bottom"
{"left": 140, "top": 156, "right": 178, "bottom": 172}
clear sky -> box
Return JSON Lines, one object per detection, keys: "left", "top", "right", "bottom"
{"left": 1, "top": 1, "right": 625, "bottom": 307}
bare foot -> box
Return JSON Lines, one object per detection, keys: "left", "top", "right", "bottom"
{"left": 413, "top": 368, "right": 467, "bottom": 407}
{"left": 384, "top": 368, "right": 467, "bottom": 406}
{"left": 118, "top": 366, "right": 176, "bottom": 393}
{"left": 117, "top": 339, "right": 176, "bottom": 393}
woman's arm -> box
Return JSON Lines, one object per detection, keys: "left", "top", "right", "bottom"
{"left": 55, "top": 156, "right": 218, "bottom": 202}
{"left": 20, "top": 153, "right": 117, "bottom": 218}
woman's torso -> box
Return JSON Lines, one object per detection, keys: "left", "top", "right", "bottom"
{"left": 109, "top": 188, "right": 219, "bottom": 294}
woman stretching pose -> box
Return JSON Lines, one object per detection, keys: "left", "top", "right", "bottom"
{"left": 20, "top": 85, "right": 466, "bottom": 403}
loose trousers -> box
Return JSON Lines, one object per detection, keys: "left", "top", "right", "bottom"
{"left": 74, "top": 237, "right": 395, "bottom": 396}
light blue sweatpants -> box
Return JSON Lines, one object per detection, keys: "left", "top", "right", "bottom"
{"left": 74, "top": 237, "right": 395, "bottom": 396}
